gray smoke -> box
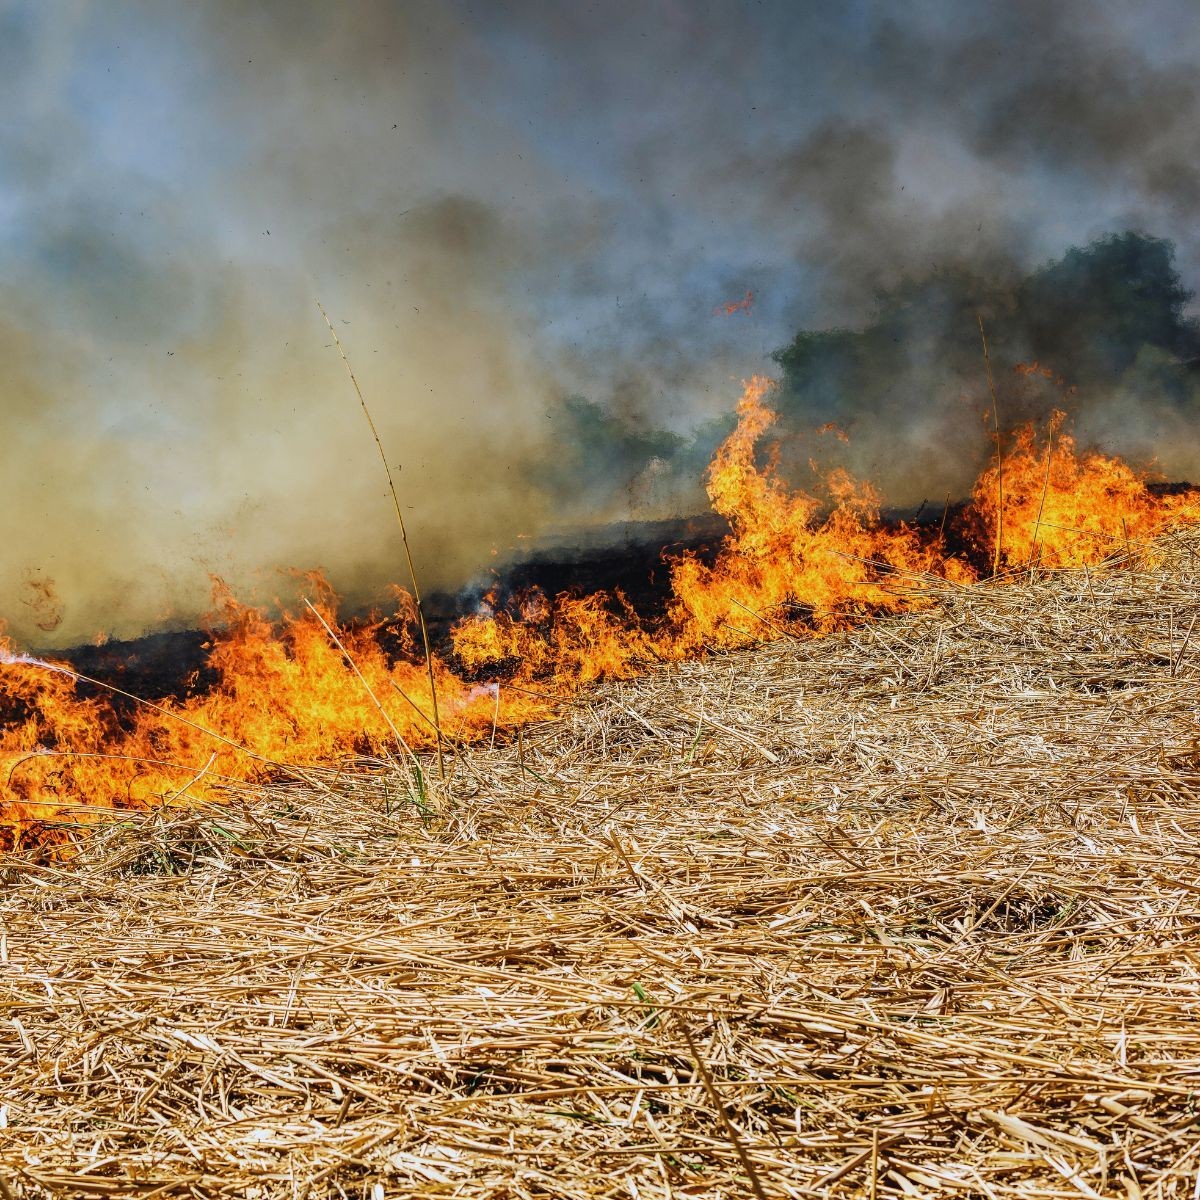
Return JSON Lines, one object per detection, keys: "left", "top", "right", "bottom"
{"left": 3, "top": 0, "right": 1200, "bottom": 645}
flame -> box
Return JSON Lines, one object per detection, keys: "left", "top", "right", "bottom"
{"left": 2, "top": 376, "right": 1195, "bottom": 850}
{"left": 663, "top": 378, "right": 973, "bottom": 651}
{"left": 715, "top": 290, "right": 754, "bottom": 316}
{"left": 972, "top": 410, "right": 1195, "bottom": 569}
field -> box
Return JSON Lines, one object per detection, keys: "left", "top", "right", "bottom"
{"left": 5, "top": 530, "right": 1200, "bottom": 1198}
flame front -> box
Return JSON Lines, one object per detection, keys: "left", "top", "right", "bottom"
{"left": 2, "top": 376, "right": 1192, "bottom": 849}
{"left": 973, "top": 410, "right": 1195, "bottom": 568}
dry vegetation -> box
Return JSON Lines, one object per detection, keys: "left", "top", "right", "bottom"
{"left": 6, "top": 529, "right": 1200, "bottom": 1198}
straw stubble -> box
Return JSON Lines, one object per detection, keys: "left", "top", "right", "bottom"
{"left": 5, "top": 529, "right": 1200, "bottom": 1196}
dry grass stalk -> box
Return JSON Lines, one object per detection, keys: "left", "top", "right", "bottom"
{"left": 978, "top": 312, "right": 1004, "bottom": 576}
{"left": 316, "top": 300, "right": 446, "bottom": 782}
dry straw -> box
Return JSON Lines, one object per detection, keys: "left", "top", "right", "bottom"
{"left": 6, "top": 528, "right": 1200, "bottom": 1196}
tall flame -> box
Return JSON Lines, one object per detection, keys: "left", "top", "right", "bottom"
{"left": 972, "top": 410, "right": 1196, "bottom": 568}
{"left": 2, "top": 376, "right": 1193, "bottom": 850}
{"left": 664, "top": 378, "right": 975, "bottom": 652}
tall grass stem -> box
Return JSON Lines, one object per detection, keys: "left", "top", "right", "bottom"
{"left": 317, "top": 301, "right": 446, "bottom": 781}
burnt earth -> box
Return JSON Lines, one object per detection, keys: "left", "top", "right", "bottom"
{"left": 35, "top": 496, "right": 1054, "bottom": 704}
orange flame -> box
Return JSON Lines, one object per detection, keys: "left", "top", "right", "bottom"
{"left": 664, "top": 378, "right": 971, "bottom": 651}
{"left": 715, "top": 290, "right": 754, "bottom": 316}
{"left": 972, "top": 410, "right": 1194, "bottom": 569}
{"left": 2, "top": 376, "right": 1194, "bottom": 850}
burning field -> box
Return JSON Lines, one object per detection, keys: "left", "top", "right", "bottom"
{"left": 4, "top": 375, "right": 1200, "bottom": 1196}
{"left": 4, "top": 482, "right": 1200, "bottom": 1196}
{"left": 12, "top": 3, "right": 1200, "bottom": 1194}
{"left": 2, "top": 376, "right": 1195, "bottom": 853}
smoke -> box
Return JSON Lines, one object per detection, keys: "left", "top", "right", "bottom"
{"left": 4, "top": 1, "right": 1200, "bottom": 645}
{"left": 529, "top": 0, "right": 1200, "bottom": 510}
{"left": 768, "top": 233, "right": 1200, "bottom": 505}
{"left": 0, "top": 3, "right": 574, "bottom": 646}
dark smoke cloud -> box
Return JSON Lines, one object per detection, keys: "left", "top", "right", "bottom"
{"left": 769, "top": 233, "right": 1200, "bottom": 504}
{"left": 4, "top": 0, "right": 1200, "bottom": 645}
{"left": 551, "top": 0, "right": 1200, "bottom": 506}
{"left": 877, "top": 5, "right": 1200, "bottom": 220}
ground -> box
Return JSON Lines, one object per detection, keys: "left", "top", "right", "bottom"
{"left": 4, "top": 532, "right": 1200, "bottom": 1198}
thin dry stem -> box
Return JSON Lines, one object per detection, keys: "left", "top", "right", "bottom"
{"left": 316, "top": 299, "right": 446, "bottom": 782}
{"left": 1029, "top": 418, "right": 1055, "bottom": 570}
{"left": 978, "top": 313, "right": 1004, "bottom": 576}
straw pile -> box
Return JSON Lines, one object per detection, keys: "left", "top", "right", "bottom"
{"left": 5, "top": 529, "right": 1200, "bottom": 1199}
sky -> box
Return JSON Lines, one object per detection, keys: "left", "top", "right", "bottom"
{"left": 4, "top": 0, "right": 1200, "bottom": 644}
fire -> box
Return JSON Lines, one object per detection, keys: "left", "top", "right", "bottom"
{"left": 972, "top": 410, "right": 1195, "bottom": 569}
{"left": 2, "top": 377, "right": 1194, "bottom": 850}
{"left": 663, "top": 378, "right": 973, "bottom": 651}
{"left": 452, "top": 589, "right": 651, "bottom": 687}
{"left": 715, "top": 290, "right": 754, "bottom": 316}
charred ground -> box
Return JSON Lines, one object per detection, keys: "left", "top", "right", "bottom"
{"left": 39, "top": 505, "right": 965, "bottom": 701}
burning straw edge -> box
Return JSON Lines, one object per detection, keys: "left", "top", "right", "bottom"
{"left": 8, "top": 528, "right": 1200, "bottom": 1194}
{"left": 0, "top": 648, "right": 337, "bottom": 802}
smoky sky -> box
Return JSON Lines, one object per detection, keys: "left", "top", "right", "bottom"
{"left": 4, "top": 0, "right": 1200, "bottom": 645}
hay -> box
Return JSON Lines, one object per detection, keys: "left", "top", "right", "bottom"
{"left": 6, "top": 531, "right": 1200, "bottom": 1197}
